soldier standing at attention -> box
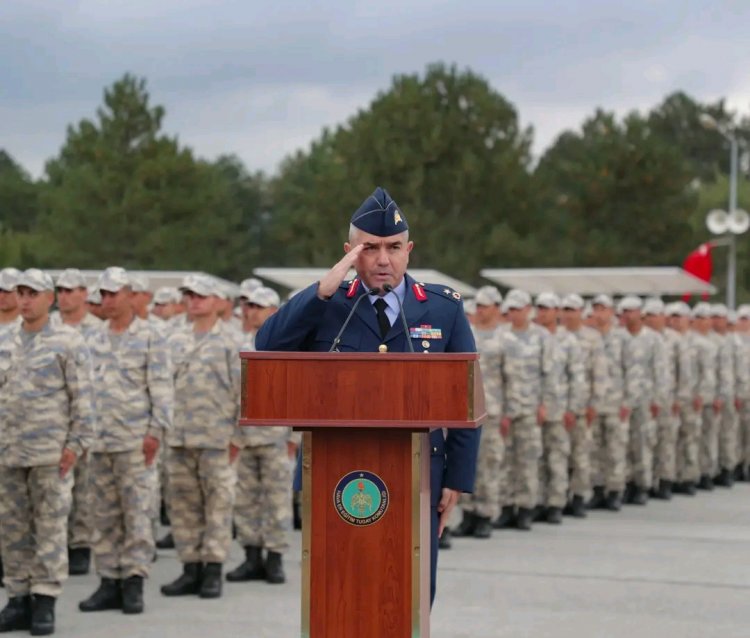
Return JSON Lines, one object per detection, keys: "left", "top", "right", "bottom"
{"left": 735, "top": 306, "right": 750, "bottom": 480}
{"left": 0, "top": 269, "right": 95, "bottom": 635}
{"left": 0, "top": 268, "right": 22, "bottom": 337}
{"left": 227, "top": 286, "right": 292, "bottom": 585}
{"left": 160, "top": 275, "right": 241, "bottom": 599}
{"left": 79, "top": 267, "right": 173, "bottom": 615}
{"left": 454, "top": 286, "right": 505, "bottom": 539}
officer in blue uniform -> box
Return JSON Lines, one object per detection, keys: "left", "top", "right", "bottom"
{"left": 255, "top": 187, "right": 480, "bottom": 604}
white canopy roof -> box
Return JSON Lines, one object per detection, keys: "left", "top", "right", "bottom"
{"left": 253, "top": 267, "right": 477, "bottom": 297}
{"left": 479, "top": 267, "right": 716, "bottom": 296}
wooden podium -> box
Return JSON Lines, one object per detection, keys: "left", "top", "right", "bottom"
{"left": 240, "top": 352, "right": 485, "bottom": 638}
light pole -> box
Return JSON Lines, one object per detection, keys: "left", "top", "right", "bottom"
{"left": 700, "top": 113, "right": 748, "bottom": 309}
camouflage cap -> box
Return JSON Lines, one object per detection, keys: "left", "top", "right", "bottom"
{"left": 666, "top": 301, "right": 690, "bottom": 317}
{"left": 504, "top": 289, "right": 532, "bottom": 310}
{"left": 246, "top": 286, "right": 280, "bottom": 308}
{"left": 0, "top": 267, "right": 21, "bottom": 292}
{"left": 710, "top": 303, "right": 728, "bottom": 318}
{"left": 643, "top": 297, "right": 665, "bottom": 316}
{"left": 129, "top": 273, "right": 150, "bottom": 294}
{"left": 97, "top": 267, "right": 130, "bottom": 293}
{"left": 618, "top": 295, "right": 643, "bottom": 312}
{"left": 463, "top": 298, "right": 477, "bottom": 315}
{"left": 18, "top": 268, "right": 54, "bottom": 292}
{"left": 535, "top": 291, "right": 560, "bottom": 309}
{"left": 561, "top": 293, "right": 584, "bottom": 310}
{"left": 56, "top": 268, "right": 87, "bottom": 290}
{"left": 737, "top": 304, "right": 750, "bottom": 320}
{"left": 692, "top": 302, "right": 712, "bottom": 318}
{"left": 87, "top": 286, "right": 102, "bottom": 305}
{"left": 153, "top": 286, "right": 181, "bottom": 305}
{"left": 474, "top": 285, "right": 502, "bottom": 306}
{"left": 239, "top": 277, "right": 263, "bottom": 299}
{"left": 591, "top": 293, "right": 613, "bottom": 308}
{"left": 179, "top": 274, "right": 216, "bottom": 297}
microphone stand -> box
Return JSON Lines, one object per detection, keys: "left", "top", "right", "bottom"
{"left": 383, "top": 283, "right": 414, "bottom": 353}
{"left": 329, "top": 287, "right": 380, "bottom": 352}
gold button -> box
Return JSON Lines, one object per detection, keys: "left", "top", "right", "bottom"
{"left": 378, "top": 344, "right": 388, "bottom": 353}
{"left": 422, "top": 340, "right": 430, "bottom": 349}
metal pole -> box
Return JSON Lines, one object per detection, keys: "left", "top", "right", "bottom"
{"left": 728, "top": 136, "right": 739, "bottom": 309}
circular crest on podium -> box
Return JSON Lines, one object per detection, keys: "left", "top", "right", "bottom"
{"left": 333, "top": 470, "right": 389, "bottom": 526}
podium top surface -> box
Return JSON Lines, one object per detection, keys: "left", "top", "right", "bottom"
{"left": 240, "top": 351, "right": 479, "bottom": 362}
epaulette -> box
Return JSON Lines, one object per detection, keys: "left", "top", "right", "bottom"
{"left": 420, "top": 282, "right": 463, "bottom": 303}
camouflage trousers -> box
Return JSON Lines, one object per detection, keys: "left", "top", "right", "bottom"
{"left": 90, "top": 450, "right": 155, "bottom": 579}
{"left": 538, "top": 420, "right": 569, "bottom": 508}
{"left": 717, "top": 402, "right": 738, "bottom": 472}
{"left": 653, "top": 411, "right": 679, "bottom": 483}
{"left": 499, "top": 415, "right": 542, "bottom": 510}
{"left": 627, "top": 405, "right": 656, "bottom": 489}
{"left": 166, "top": 447, "right": 236, "bottom": 564}
{"left": 738, "top": 403, "right": 750, "bottom": 470}
{"left": 699, "top": 406, "right": 718, "bottom": 477}
{"left": 569, "top": 417, "right": 591, "bottom": 499}
{"left": 68, "top": 453, "right": 92, "bottom": 549}
{"left": 590, "top": 413, "right": 628, "bottom": 492}
{"left": 147, "top": 461, "right": 160, "bottom": 544}
{"left": 461, "top": 419, "right": 504, "bottom": 519}
{"left": 234, "top": 442, "right": 292, "bottom": 553}
{"left": 675, "top": 407, "right": 701, "bottom": 483}
{"left": 0, "top": 465, "right": 73, "bottom": 597}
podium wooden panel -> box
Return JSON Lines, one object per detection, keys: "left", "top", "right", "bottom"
{"left": 240, "top": 352, "right": 485, "bottom": 638}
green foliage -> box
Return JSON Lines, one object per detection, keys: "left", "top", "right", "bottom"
{"left": 0, "top": 150, "right": 39, "bottom": 233}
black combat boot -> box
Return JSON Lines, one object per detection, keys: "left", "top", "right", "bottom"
{"left": 226, "top": 546, "right": 265, "bottom": 582}
{"left": 79, "top": 578, "right": 122, "bottom": 612}
{"left": 160, "top": 502, "right": 170, "bottom": 526}
{"left": 570, "top": 495, "right": 587, "bottom": 518}
{"left": 655, "top": 480, "right": 673, "bottom": 500}
{"left": 587, "top": 486, "right": 606, "bottom": 510}
{"left": 30, "top": 595, "right": 54, "bottom": 636}
{"left": 630, "top": 486, "right": 648, "bottom": 505}
{"left": 453, "top": 511, "right": 476, "bottom": 537}
{"left": 438, "top": 528, "right": 452, "bottom": 550}
{"left": 265, "top": 552, "right": 286, "bottom": 585}
{"left": 122, "top": 576, "right": 144, "bottom": 614}
{"left": 546, "top": 507, "right": 563, "bottom": 524}
{"left": 0, "top": 595, "right": 31, "bottom": 631}
{"left": 532, "top": 505, "right": 546, "bottom": 522}
{"left": 515, "top": 507, "right": 533, "bottom": 531}
{"left": 155, "top": 533, "right": 175, "bottom": 550}
{"left": 698, "top": 474, "right": 714, "bottom": 491}
{"left": 68, "top": 547, "right": 91, "bottom": 576}
{"left": 161, "top": 563, "right": 202, "bottom": 597}
{"left": 472, "top": 516, "right": 492, "bottom": 539}
{"left": 734, "top": 464, "right": 746, "bottom": 482}
{"left": 493, "top": 506, "right": 516, "bottom": 529}
{"left": 623, "top": 482, "right": 635, "bottom": 504}
{"left": 605, "top": 491, "right": 622, "bottom": 511}
{"left": 715, "top": 468, "right": 734, "bottom": 488}
{"left": 683, "top": 481, "right": 697, "bottom": 496}
{"left": 200, "top": 563, "right": 223, "bottom": 598}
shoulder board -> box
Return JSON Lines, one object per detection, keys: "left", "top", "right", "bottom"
{"left": 421, "top": 283, "right": 463, "bottom": 303}
{"left": 343, "top": 278, "right": 360, "bottom": 298}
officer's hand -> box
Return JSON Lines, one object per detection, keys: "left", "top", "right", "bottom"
{"left": 59, "top": 448, "right": 77, "bottom": 479}
{"left": 714, "top": 399, "right": 723, "bottom": 413}
{"left": 536, "top": 404, "right": 547, "bottom": 426}
{"left": 563, "top": 411, "right": 576, "bottom": 431}
{"left": 650, "top": 404, "right": 660, "bottom": 418}
{"left": 619, "top": 406, "right": 631, "bottom": 422}
{"left": 286, "top": 441, "right": 299, "bottom": 459}
{"left": 500, "top": 416, "right": 511, "bottom": 437}
{"left": 229, "top": 443, "right": 240, "bottom": 464}
{"left": 692, "top": 396, "right": 703, "bottom": 412}
{"left": 585, "top": 406, "right": 596, "bottom": 426}
{"left": 143, "top": 435, "right": 160, "bottom": 467}
{"left": 317, "top": 244, "right": 365, "bottom": 300}
{"left": 437, "top": 488, "right": 460, "bottom": 538}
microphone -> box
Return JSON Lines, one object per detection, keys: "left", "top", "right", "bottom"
{"left": 383, "top": 283, "right": 414, "bottom": 353}
{"left": 329, "top": 287, "right": 381, "bottom": 352}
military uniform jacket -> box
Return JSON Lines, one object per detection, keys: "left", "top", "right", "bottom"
{"left": 623, "top": 326, "right": 667, "bottom": 409}
{"left": 690, "top": 331, "right": 718, "bottom": 404}
{"left": 543, "top": 327, "right": 586, "bottom": 421}
{"left": 598, "top": 325, "right": 629, "bottom": 415}
{"left": 255, "top": 274, "right": 480, "bottom": 499}
{"left": 0, "top": 321, "right": 96, "bottom": 466}
{"left": 498, "top": 325, "right": 551, "bottom": 419}
{"left": 471, "top": 325, "right": 503, "bottom": 419}
{"left": 563, "top": 326, "right": 609, "bottom": 416}
{"left": 90, "top": 316, "right": 173, "bottom": 453}
{"left": 167, "top": 320, "right": 243, "bottom": 450}
{"left": 711, "top": 332, "right": 735, "bottom": 403}
{"left": 732, "top": 332, "right": 750, "bottom": 402}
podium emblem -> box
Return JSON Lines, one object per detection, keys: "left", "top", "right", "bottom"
{"left": 333, "top": 470, "right": 389, "bottom": 526}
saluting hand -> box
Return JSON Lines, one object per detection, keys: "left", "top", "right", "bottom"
{"left": 317, "top": 244, "right": 365, "bottom": 300}
{"left": 59, "top": 448, "right": 77, "bottom": 479}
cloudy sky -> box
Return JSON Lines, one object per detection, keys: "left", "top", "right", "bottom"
{"left": 3, "top": 0, "right": 749, "bottom": 178}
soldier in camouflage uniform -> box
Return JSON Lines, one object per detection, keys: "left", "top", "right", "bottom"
{"left": 228, "top": 286, "right": 291, "bottom": 584}
{"left": 0, "top": 269, "right": 95, "bottom": 635}
{"left": 79, "top": 267, "right": 173, "bottom": 616}
{"left": 151, "top": 287, "right": 183, "bottom": 322}
{"left": 560, "top": 294, "right": 609, "bottom": 515}
{"left": 0, "top": 268, "right": 22, "bottom": 340}
{"left": 454, "top": 286, "right": 504, "bottom": 539}
{"left": 735, "top": 306, "right": 750, "bottom": 480}
{"left": 55, "top": 268, "right": 103, "bottom": 576}
{"left": 590, "top": 294, "right": 630, "bottom": 510}
{"left": 496, "top": 289, "right": 549, "bottom": 531}
{"left": 160, "top": 275, "right": 241, "bottom": 599}
{"left": 535, "top": 292, "right": 585, "bottom": 524}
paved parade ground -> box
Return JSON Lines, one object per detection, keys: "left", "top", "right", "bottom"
{"left": 23, "top": 484, "right": 750, "bottom": 638}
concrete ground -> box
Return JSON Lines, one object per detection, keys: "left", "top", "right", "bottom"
{"left": 8, "top": 483, "right": 750, "bottom": 637}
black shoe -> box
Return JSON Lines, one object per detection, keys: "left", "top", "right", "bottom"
{"left": 453, "top": 511, "right": 477, "bottom": 537}
{"left": 122, "top": 576, "right": 144, "bottom": 615}
{"left": 30, "top": 595, "right": 54, "bottom": 636}
{"left": 570, "top": 495, "right": 587, "bottom": 518}
{"left": 472, "top": 516, "right": 492, "bottom": 539}
{"left": 655, "top": 480, "right": 673, "bottom": 500}
{"left": 68, "top": 547, "right": 91, "bottom": 576}
{"left": 265, "top": 552, "right": 286, "bottom": 585}
{"left": 0, "top": 595, "right": 31, "bottom": 631}
{"left": 438, "top": 528, "right": 452, "bottom": 550}
{"left": 623, "top": 482, "right": 635, "bottom": 504}
{"left": 698, "top": 475, "right": 714, "bottom": 491}
{"left": 200, "top": 563, "right": 223, "bottom": 598}
{"left": 156, "top": 533, "right": 175, "bottom": 550}
{"left": 683, "top": 481, "right": 697, "bottom": 496}
{"left": 630, "top": 486, "right": 648, "bottom": 505}
{"left": 546, "top": 507, "right": 563, "bottom": 524}
{"left": 734, "top": 464, "right": 746, "bottom": 482}
{"left": 515, "top": 508, "right": 533, "bottom": 531}
{"left": 293, "top": 497, "right": 302, "bottom": 530}
{"left": 160, "top": 502, "right": 170, "bottom": 527}
{"left": 226, "top": 546, "right": 266, "bottom": 582}
{"left": 587, "top": 486, "right": 606, "bottom": 510}
{"left": 605, "top": 491, "right": 622, "bottom": 511}
{"left": 161, "top": 563, "right": 202, "bottom": 597}
{"left": 531, "top": 505, "right": 546, "bottom": 522}
{"left": 715, "top": 468, "right": 734, "bottom": 487}
{"left": 79, "top": 578, "right": 123, "bottom": 612}
{"left": 493, "top": 506, "right": 516, "bottom": 529}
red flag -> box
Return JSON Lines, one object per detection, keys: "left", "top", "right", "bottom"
{"left": 682, "top": 242, "right": 713, "bottom": 301}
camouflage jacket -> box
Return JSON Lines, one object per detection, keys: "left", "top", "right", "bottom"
{"left": 543, "top": 327, "right": 586, "bottom": 421}
{"left": 498, "top": 325, "right": 551, "bottom": 419}
{"left": 0, "top": 321, "right": 96, "bottom": 466}
{"left": 690, "top": 331, "right": 718, "bottom": 404}
{"left": 623, "top": 326, "right": 668, "bottom": 408}
{"left": 562, "top": 325, "right": 609, "bottom": 415}
{"left": 471, "top": 325, "right": 503, "bottom": 418}
{"left": 597, "top": 325, "right": 629, "bottom": 414}
{"left": 711, "top": 332, "right": 735, "bottom": 403}
{"left": 668, "top": 329, "right": 697, "bottom": 406}
{"left": 733, "top": 332, "right": 750, "bottom": 402}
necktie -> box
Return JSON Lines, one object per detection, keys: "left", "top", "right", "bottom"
{"left": 374, "top": 298, "right": 390, "bottom": 340}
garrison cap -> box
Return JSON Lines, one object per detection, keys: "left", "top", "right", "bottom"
{"left": 535, "top": 291, "right": 560, "bottom": 309}
{"left": 618, "top": 295, "right": 642, "bottom": 312}
{"left": 0, "top": 267, "right": 21, "bottom": 292}
{"left": 18, "top": 268, "right": 54, "bottom": 292}
{"left": 692, "top": 302, "right": 712, "bottom": 318}
{"left": 643, "top": 297, "right": 665, "bottom": 316}
{"left": 180, "top": 274, "right": 216, "bottom": 298}
{"left": 246, "top": 286, "right": 280, "bottom": 308}
{"left": 475, "top": 285, "right": 502, "bottom": 306}
{"left": 505, "top": 289, "right": 532, "bottom": 310}
{"left": 56, "top": 268, "right": 87, "bottom": 290}
{"left": 710, "top": 303, "right": 728, "bottom": 318}
{"left": 153, "top": 286, "right": 181, "bottom": 305}
{"left": 592, "top": 293, "right": 613, "bottom": 308}
{"left": 351, "top": 187, "right": 408, "bottom": 237}
{"left": 97, "top": 267, "right": 130, "bottom": 293}
{"left": 561, "top": 293, "right": 584, "bottom": 310}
